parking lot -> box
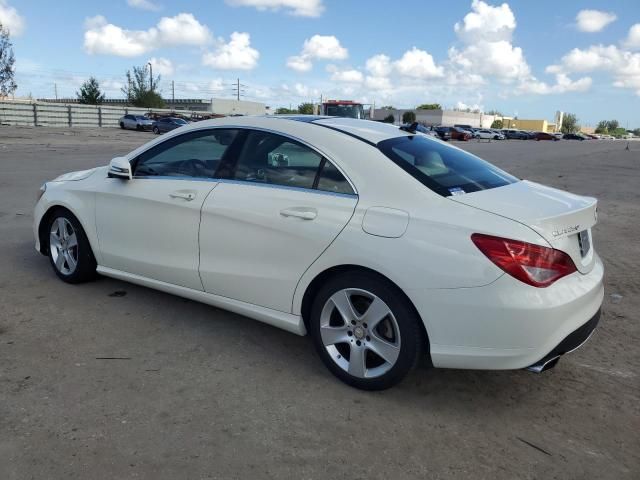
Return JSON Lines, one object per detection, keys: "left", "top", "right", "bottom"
{"left": 1, "top": 126, "right": 638, "bottom": 479}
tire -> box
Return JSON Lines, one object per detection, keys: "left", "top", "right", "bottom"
{"left": 136, "top": 124, "right": 142, "bottom": 131}
{"left": 46, "top": 209, "right": 97, "bottom": 284}
{"left": 153, "top": 126, "right": 160, "bottom": 134}
{"left": 119, "top": 122, "right": 125, "bottom": 129}
{"left": 309, "top": 271, "right": 425, "bottom": 390}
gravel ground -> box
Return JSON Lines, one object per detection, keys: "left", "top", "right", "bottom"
{"left": 0, "top": 126, "right": 638, "bottom": 480}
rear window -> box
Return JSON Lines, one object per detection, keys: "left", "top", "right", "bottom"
{"left": 378, "top": 135, "right": 518, "bottom": 197}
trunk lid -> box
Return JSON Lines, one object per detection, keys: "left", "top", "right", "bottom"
{"left": 450, "top": 180, "right": 598, "bottom": 273}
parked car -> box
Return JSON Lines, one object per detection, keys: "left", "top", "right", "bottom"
{"left": 563, "top": 133, "right": 586, "bottom": 140}
{"left": 119, "top": 114, "right": 154, "bottom": 131}
{"left": 152, "top": 117, "right": 189, "bottom": 134}
{"left": 451, "top": 126, "right": 472, "bottom": 141}
{"left": 434, "top": 126, "right": 452, "bottom": 141}
{"left": 552, "top": 132, "right": 564, "bottom": 140}
{"left": 535, "top": 132, "right": 559, "bottom": 141}
{"left": 502, "top": 129, "right": 529, "bottom": 140}
{"left": 476, "top": 129, "right": 505, "bottom": 140}
{"left": 34, "top": 116, "right": 603, "bottom": 390}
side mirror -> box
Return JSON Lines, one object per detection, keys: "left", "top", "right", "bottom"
{"left": 108, "top": 157, "right": 132, "bottom": 180}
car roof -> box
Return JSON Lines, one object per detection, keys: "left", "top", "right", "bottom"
{"left": 179, "top": 115, "right": 410, "bottom": 145}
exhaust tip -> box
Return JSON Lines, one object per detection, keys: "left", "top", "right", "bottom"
{"left": 526, "top": 355, "right": 560, "bottom": 373}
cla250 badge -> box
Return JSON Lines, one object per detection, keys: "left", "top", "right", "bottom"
{"left": 552, "top": 225, "right": 580, "bottom": 237}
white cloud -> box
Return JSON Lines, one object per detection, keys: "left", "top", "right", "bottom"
{"left": 623, "top": 23, "right": 640, "bottom": 50}
{"left": 84, "top": 13, "right": 211, "bottom": 57}
{"left": 454, "top": 0, "right": 515, "bottom": 43}
{"left": 148, "top": 57, "right": 174, "bottom": 76}
{"left": 455, "top": 101, "right": 483, "bottom": 112}
{"left": 286, "top": 34, "right": 348, "bottom": 72}
{"left": 394, "top": 47, "right": 444, "bottom": 78}
{"left": 365, "top": 75, "right": 392, "bottom": 91}
{"left": 225, "top": 0, "right": 324, "bottom": 17}
{"left": 126, "top": 0, "right": 161, "bottom": 12}
{"left": 518, "top": 73, "right": 592, "bottom": 95}
{"left": 575, "top": 9, "right": 617, "bottom": 33}
{"left": 202, "top": 32, "right": 259, "bottom": 70}
{"left": 546, "top": 44, "right": 640, "bottom": 95}
{"left": 449, "top": 41, "right": 530, "bottom": 81}
{"left": 365, "top": 54, "right": 392, "bottom": 77}
{"left": 286, "top": 54, "right": 312, "bottom": 72}
{"left": 0, "top": 0, "right": 25, "bottom": 36}
{"left": 330, "top": 68, "right": 363, "bottom": 83}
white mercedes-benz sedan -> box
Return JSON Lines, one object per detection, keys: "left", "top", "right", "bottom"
{"left": 34, "top": 116, "right": 604, "bottom": 390}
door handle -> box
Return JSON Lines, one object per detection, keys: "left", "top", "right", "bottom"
{"left": 280, "top": 207, "right": 317, "bottom": 220}
{"left": 169, "top": 191, "right": 195, "bottom": 201}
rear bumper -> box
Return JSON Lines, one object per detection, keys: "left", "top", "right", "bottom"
{"left": 406, "top": 254, "right": 604, "bottom": 370}
{"left": 526, "top": 308, "right": 600, "bottom": 372}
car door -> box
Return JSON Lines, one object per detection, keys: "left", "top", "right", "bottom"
{"left": 95, "top": 128, "right": 240, "bottom": 290}
{"left": 199, "top": 129, "right": 358, "bottom": 313}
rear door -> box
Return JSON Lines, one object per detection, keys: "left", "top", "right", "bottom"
{"left": 199, "top": 129, "right": 358, "bottom": 313}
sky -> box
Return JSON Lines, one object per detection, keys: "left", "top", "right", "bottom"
{"left": 1, "top": 0, "right": 639, "bottom": 127}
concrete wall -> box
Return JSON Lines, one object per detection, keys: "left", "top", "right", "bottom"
{"left": 373, "top": 108, "right": 496, "bottom": 128}
{"left": 0, "top": 100, "right": 179, "bottom": 128}
{"left": 212, "top": 99, "right": 266, "bottom": 116}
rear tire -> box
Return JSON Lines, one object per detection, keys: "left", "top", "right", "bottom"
{"left": 309, "top": 271, "right": 424, "bottom": 390}
{"left": 46, "top": 209, "right": 97, "bottom": 284}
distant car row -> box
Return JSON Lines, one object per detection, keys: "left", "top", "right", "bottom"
{"left": 119, "top": 114, "right": 189, "bottom": 134}
{"left": 402, "top": 123, "right": 607, "bottom": 142}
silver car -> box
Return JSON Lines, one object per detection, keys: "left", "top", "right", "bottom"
{"left": 119, "top": 114, "right": 154, "bottom": 131}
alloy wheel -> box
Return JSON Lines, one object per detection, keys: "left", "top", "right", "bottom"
{"left": 49, "top": 217, "right": 79, "bottom": 275}
{"left": 319, "top": 288, "right": 401, "bottom": 379}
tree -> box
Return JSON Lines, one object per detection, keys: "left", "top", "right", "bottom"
{"left": 382, "top": 114, "right": 395, "bottom": 123}
{"left": 490, "top": 119, "right": 503, "bottom": 129}
{"left": 275, "top": 107, "right": 297, "bottom": 114}
{"left": 561, "top": 113, "right": 579, "bottom": 134}
{"left": 485, "top": 109, "right": 503, "bottom": 116}
{"left": 76, "top": 77, "right": 105, "bottom": 105}
{"left": 380, "top": 105, "right": 395, "bottom": 110}
{"left": 402, "top": 111, "right": 416, "bottom": 123}
{"left": 595, "top": 120, "right": 609, "bottom": 134}
{"left": 0, "top": 22, "right": 17, "bottom": 97}
{"left": 416, "top": 103, "right": 441, "bottom": 110}
{"left": 121, "top": 65, "right": 164, "bottom": 108}
{"left": 632, "top": 128, "right": 640, "bottom": 137}
{"left": 297, "top": 102, "right": 314, "bottom": 114}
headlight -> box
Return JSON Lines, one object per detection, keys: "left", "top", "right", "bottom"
{"left": 37, "top": 183, "right": 46, "bottom": 202}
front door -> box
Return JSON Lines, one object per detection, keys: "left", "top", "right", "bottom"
{"left": 95, "top": 128, "right": 240, "bottom": 290}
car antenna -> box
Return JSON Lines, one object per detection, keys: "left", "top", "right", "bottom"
{"left": 400, "top": 122, "right": 418, "bottom": 134}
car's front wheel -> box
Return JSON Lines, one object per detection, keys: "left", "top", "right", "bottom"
{"left": 153, "top": 126, "right": 160, "bottom": 134}
{"left": 119, "top": 122, "right": 125, "bottom": 129}
{"left": 47, "top": 210, "right": 96, "bottom": 284}
{"left": 310, "top": 271, "right": 424, "bottom": 390}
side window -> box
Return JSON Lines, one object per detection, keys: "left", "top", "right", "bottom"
{"left": 317, "top": 161, "right": 354, "bottom": 195}
{"left": 233, "top": 131, "right": 323, "bottom": 190}
{"left": 134, "top": 129, "right": 238, "bottom": 179}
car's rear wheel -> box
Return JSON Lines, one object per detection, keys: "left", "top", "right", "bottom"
{"left": 310, "top": 271, "right": 424, "bottom": 390}
{"left": 47, "top": 210, "right": 96, "bottom": 284}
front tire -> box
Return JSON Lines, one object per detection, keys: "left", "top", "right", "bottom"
{"left": 309, "top": 271, "right": 424, "bottom": 390}
{"left": 47, "top": 210, "right": 97, "bottom": 284}
{"left": 119, "top": 122, "right": 125, "bottom": 129}
{"left": 153, "top": 126, "right": 160, "bottom": 134}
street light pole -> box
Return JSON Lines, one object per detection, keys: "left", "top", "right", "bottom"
{"left": 147, "top": 62, "right": 153, "bottom": 91}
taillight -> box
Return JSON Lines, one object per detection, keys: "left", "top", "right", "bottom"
{"left": 471, "top": 233, "right": 577, "bottom": 287}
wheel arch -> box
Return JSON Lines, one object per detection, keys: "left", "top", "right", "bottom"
{"left": 38, "top": 205, "right": 94, "bottom": 257}
{"left": 299, "top": 264, "right": 431, "bottom": 362}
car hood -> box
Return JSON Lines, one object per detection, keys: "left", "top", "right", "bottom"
{"left": 450, "top": 180, "right": 598, "bottom": 273}
{"left": 51, "top": 166, "right": 103, "bottom": 182}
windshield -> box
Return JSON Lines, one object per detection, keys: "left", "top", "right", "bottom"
{"left": 135, "top": 116, "right": 147, "bottom": 120}
{"left": 325, "top": 104, "right": 365, "bottom": 119}
{"left": 173, "top": 119, "right": 188, "bottom": 124}
{"left": 378, "top": 135, "right": 518, "bottom": 197}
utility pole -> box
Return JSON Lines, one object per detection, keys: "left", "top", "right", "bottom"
{"left": 54, "top": 83, "right": 58, "bottom": 101}
{"left": 231, "top": 78, "right": 247, "bottom": 101}
{"left": 147, "top": 62, "right": 153, "bottom": 91}
{"left": 171, "top": 80, "right": 175, "bottom": 107}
